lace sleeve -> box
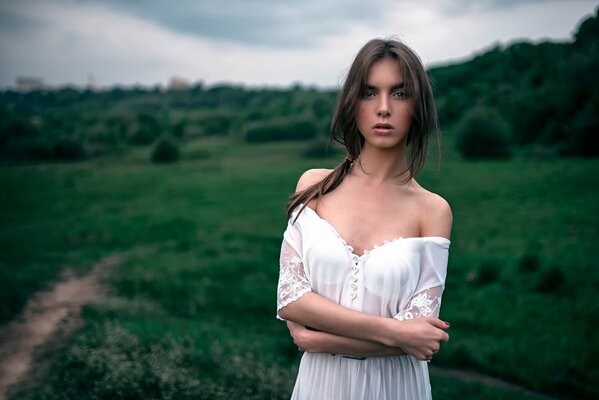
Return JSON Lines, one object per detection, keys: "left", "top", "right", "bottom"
{"left": 393, "top": 285, "right": 444, "bottom": 321}
{"left": 395, "top": 239, "right": 449, "bottom": 321}
{"left": 276, "top": 221, "right": 311, "bottom": 320}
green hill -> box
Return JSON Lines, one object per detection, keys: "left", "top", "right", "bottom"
{"left": 0, "top": 9, "right": 597, "bottom": 162}
{"left": 429, "top": 7, "right": 598, "bottom": 156}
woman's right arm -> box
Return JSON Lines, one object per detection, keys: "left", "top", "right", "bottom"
{"left": 278, "top": 292, "right": 449, "bottom": 360}
{"left": 287, "top": 321, "right": 407, "bottom": 358}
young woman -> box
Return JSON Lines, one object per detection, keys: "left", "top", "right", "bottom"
{"left": 276, "top": 38, "right": 452, "bottom": 399}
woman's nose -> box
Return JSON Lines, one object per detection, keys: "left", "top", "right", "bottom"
{"left": 377, "top": 97, "right": 391, "bottom": 117}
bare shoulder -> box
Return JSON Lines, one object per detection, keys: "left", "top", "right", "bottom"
{"left": 295, "top": 168, "right": 333, "bottom": 192}
{"left": 414, "top": 186, "right": 453, "bottom": 239}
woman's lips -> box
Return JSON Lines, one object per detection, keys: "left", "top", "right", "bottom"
{"left": 373, "top": 123, "right": 393, "bottom": 134}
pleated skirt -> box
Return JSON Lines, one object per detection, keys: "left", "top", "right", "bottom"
{"left": 290, "top": 353, "right": 431, "bottom": 400}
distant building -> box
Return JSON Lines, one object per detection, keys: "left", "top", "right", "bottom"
{"left": 16, "top": 76, "right": 44, "bottom": 92}
{"left": 168, "top": 76, "right": 191, "bottom": 90}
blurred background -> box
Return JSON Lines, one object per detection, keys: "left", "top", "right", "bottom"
{"left": 0, "top": 0, "right": 597, "bottom": 399}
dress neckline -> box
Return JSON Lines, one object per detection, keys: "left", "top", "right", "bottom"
{"left": 297, "top": 203, "right": 450, "bottom": 258}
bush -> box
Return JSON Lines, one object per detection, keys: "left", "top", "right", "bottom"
{"left": 302, "top": 139, "right": 344, "bottom": 159}
{"left": 455, "top": 107, "right": 512, "bottom": 159}
{"left": 518, "top": 253, "right": 541, "bottom": 273}
{"left": 151, "top": 138, "right": 179, "bottom": 163}
{"left": 196, "top": 113, "right": 234, "bottom": 136}
{"left": 474, "top": 261, "right": 501, "bottom": 286}
{"left": 16, "top": 322, "right": 203, "bottom": 400}
{"left": 130, "top": 127, "right": 159, "bottom": 145}
{"left": 562, "top": 104, "right": 599, "bottom": 157}
{"left": 25, "top": 141, "right": 54, "bottom": 160}
{"left": 172, "top": 119, "right": 187, "bottom": 138}
{"left": 130, "top": 113, "right": 162, "bottom": 145}
{"left": 0, "top": 116, "right": 38, "bottom": 142}
{"left": 535, "top": 266, "right": 565, "bottom": 294}
{"left": 245, "top": 118, "right": 317, "bottom": 143}
{"left": 53, "top": 139, "right": 87, "bottom": 161}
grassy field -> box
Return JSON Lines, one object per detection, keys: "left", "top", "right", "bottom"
{"left": 1, "top": 135, "right": 598, "bottom": 399}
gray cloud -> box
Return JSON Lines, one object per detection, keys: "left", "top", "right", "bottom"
{"left": 435, "top": 0, "right": 594, "bottom": 15}
{"left": 0, "top": 0, "right": 595, "bottom": 88}
{"left": 81, "top": 0, "right": 388, "bottom": 48}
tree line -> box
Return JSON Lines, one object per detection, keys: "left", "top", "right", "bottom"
{"left": 0, "top": 9, "right": 596, "bottom": 163}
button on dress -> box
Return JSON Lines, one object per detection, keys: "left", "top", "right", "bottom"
{"left": 276, "top": 204, "right": 450, "bottom": 400}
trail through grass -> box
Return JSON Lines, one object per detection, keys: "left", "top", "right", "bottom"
{"left": 1, "top": 137, "right": 597, "bottom": 398}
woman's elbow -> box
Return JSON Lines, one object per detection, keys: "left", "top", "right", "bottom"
{"left": 278, "top": 300, "right": 304, "bottom": 321}
{"left": 278, "top": 306, "right": 291, "bottom": 320}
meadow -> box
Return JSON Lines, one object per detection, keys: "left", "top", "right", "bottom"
{"left": 1, "top": 135, "right": 598, "bottom": 399}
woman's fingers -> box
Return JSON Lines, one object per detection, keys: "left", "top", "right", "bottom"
{"left": 428, "top": 317, "right": 451, "bottom": 330}
{"left": 426, "top": 318, "right": 450, "bottom": 342}
{"left": 441, "top": 332, "right": 449, "bottom": 342}
{"left": 396, "top": 317, "right": 451, "bottom": 359}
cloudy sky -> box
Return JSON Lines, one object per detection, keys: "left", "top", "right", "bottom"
{"left": 0, "top": 0, "right": 596, "bottom": 89}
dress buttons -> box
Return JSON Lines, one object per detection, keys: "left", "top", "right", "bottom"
{"left": 350, "top": 253, "right": 359, "bottom": 300}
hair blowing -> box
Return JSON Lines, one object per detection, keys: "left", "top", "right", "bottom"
{"left": 286, "top": 38, "right": 440, "bottom": 221}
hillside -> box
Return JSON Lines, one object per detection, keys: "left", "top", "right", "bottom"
{"left": 429, "top": 7, "right": 598, "bottom": 156}
{"left": 0, "top": 9, "right": 597, "bottom": 162}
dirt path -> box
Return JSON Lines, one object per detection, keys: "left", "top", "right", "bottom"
{"left": 0, "top": 254, "right": 560, "bottom": 400}
{"left": 0, "top": 255, "right": 122, "bottom": 400}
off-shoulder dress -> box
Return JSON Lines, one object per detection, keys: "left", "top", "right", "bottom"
{"left": 276, "top": 204, "right": 450, "bottom": 400}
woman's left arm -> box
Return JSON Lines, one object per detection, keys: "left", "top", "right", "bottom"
{"left": 287, "top": 321, "right": 407, "bottom": 357}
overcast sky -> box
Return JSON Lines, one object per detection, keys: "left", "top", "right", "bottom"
{"left": 0, "top": 0, "right": 596, "bottom": 89}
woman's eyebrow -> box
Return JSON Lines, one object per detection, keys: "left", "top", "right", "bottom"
{"left": 366, "top": 82, "right": 405, "bottom": 91}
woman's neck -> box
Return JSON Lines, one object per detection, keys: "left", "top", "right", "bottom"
{"left": 351, "top": 144, "right": 410, "bottom": 185}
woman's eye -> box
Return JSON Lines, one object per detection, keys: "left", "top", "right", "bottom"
{"left": 363, "top": 90, "right": 375, "bottom": 98}
{"left": 393, "top": 90, "right": 406, "bottom": 99}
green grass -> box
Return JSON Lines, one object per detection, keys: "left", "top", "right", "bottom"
{"left": 2, "top": 136, "right": 598, "bottom": 399}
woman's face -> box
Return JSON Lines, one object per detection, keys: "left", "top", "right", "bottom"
{"left": 355, "top": 57, "right": 413, "bottom": 150}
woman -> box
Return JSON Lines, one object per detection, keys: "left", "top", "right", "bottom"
{"left": 276, "top": 38, "right": 452, "bottom": 400}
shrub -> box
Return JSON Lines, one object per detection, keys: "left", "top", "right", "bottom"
{"left": 562, "top": 104, "right": 599, "bottom": 157}
{"left": 53, "top": 139, "right": 87, "bottom": 161}
{"left": 18, "top": 322, "right": 203, "bottom": 400}
{"left": 0, "top": 116, "right": 38, "bottom": 141}
{"left": 130, "top": 127, "right": 159, "bottom": 145}
{"left": 455, "top": 107, "right": 512, "bottom": 159}
{"left": 474, "top": 261, "right": 501, "bottom": 286}
{"left": 535, "top": 266, "right": 565, "bottom": 294}
{"left": 302, "top": 139, "right": 344, "bottom": 159}
{"left": 25, "top": 141, "right": 54, "bottom": 160}
{"left": 518, "top": 253, "right": 541, "bottom": 273}
{"left": 151, "top": 138, "right": 179, "bottom": 163}
{"left": 196, "top": 114, "right": 233, "bottom": 136}
{"left": 172, "top": 119, "right": 187, "bottom": 138}
{"left": 130, "top": 113, "right": 162, "bottom": 145}
{"left": 245, "top": 118, "right": 317, "bottom": 143}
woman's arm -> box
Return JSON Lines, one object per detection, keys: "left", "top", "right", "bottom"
{"left": 280, "top": 171, "right": 451, "bottom": 360}
{"left": 287, "top": 321, "right": 407, "bottom": 358}
{"left": 279, "top": 292, "right": 449, "bottom": 360}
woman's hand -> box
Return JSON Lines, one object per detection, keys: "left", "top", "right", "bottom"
{"left": 287, "top": 321, "right": 315, "bottom": 352}
{"left": 382, "top": 317, "right": 450, "bottom": 361}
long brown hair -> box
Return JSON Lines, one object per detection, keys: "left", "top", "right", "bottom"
{"left": 286, "top": 38, "right": 439, "bottom": 221}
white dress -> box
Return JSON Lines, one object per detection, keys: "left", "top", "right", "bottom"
{"left": 276, "top": 204, "right": 450, "bottom": 400}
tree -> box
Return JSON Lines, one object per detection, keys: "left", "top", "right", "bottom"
{"left": 455, "top": 107, "right": 512, "bottom": 159}
{"left": 151, "top": 138, "right": 179, "bottom": 163}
